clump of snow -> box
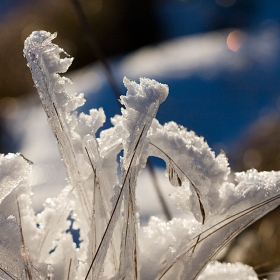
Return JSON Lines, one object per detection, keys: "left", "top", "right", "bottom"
{"left": 197, "top": 261, "right": 258, "bottom": 280}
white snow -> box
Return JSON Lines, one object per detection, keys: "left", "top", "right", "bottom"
{"left": 1, "top": 28, "right": 279, "bottom": 279}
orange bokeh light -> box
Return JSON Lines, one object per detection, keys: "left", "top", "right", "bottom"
{"left": 227, "top": 30, "right": 245, "bottom": 52}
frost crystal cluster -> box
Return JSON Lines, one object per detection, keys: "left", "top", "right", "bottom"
{"left": 0, "top": 30, "right": 279, "bottom": 279}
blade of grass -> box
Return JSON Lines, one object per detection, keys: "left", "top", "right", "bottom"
{"left": 149, "top": 142, "right": 205, "bottom": 224}
{"left": 67, "top": 258, "right": 72, "bottom": 280}
{"left": 156, "top": 192, "right": 280, "bottom": 279}
{"left": 16, "top": 196, "right": 33, "bottom": 280}
{"left": 84, "top": 135, "right": 138, "bottom": 279}
{"left": 0, "top": 267, "right": 16, "bottom": 280}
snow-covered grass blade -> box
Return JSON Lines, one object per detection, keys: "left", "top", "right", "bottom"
{"left": 0, "top": 30, "right": 279, "bottom": 279}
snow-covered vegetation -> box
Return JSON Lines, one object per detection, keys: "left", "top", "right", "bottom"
{"left": 1, "top": 30, "right": 280, "bottom": 279}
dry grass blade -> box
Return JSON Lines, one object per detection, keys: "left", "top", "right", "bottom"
{"left": 156, "top": 192, "right": 280, "bottom": 280}
{"left": 37, "top": 228, "right": 50, "bottom": 257}
{"left": 191, "top": 234, "right": 201, "bottom": 254}
{"left": 67, "top": 258, "right": 72, "bottom": 280}
{"left": 0, "top": 266, "right": 16, "bottom": 280}
{"left": 39, "top": 67, "right": 92, "bottom": 220}
{"left": 84, "top": 133, "right": 140, "bottom": 279}
{"left": 120, "top": 176, "right": 138, "bottom": 279}
{"left": 52, "top": 102, "right": 63, "bottom": 130}
{"left": 195, "top": 193, "right": 280, "bottom": 242}
{"left": 85, "top": 121, "right": 149, "bottom": 279}
{"left": 85, "top": 146, "right": 118, "bottom": 272}
{"left": 85, "top": 146, "right": 98, "bottom": 255}
{"left": 16, "top": 196, "right": 33, "bottom": 280}
{"left": 190, "top": 218, "right": 255, "bottom": 280}
{"left": 158, "top": 217, "right": 253, "bottom": 280}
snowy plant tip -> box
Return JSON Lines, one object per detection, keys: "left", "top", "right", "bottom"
{"left": 120, "top": 77, "right": 169, "bottom": 164}
{"left": 23, "top": 30, "right": 73, "bottom": 78}
{"left": 24, "top": 30, "right": 57, "bottom": 51}
{"left": 122, "top": 77, "right": 168, "bottom": 110}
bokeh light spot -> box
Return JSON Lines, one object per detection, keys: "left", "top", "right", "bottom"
{"left": 227, "top": 30, "right": 245, "bottom": 52}
{"left": 31, "top": 164, "right": 51, "bottom": 186}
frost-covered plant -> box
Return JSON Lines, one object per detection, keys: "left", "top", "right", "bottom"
{"left": 0, "top": 30, "right": 280, "bottom": 279}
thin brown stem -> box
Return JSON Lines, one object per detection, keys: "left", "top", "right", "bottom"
{"left": 16, "top": 196, "right": 33, "bottom": 280}
{"left": 67, "top": 258, "right": 72, "bottom": 280}
{"left": 0, "top": 267, "right": 16, "bottom": 280}
{"left": 146, "top": 161, "right": 172, "bottom": 221}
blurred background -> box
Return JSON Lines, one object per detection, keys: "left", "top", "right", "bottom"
{"left": 1, "top": 0, "right": 280, "bottom": 278}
